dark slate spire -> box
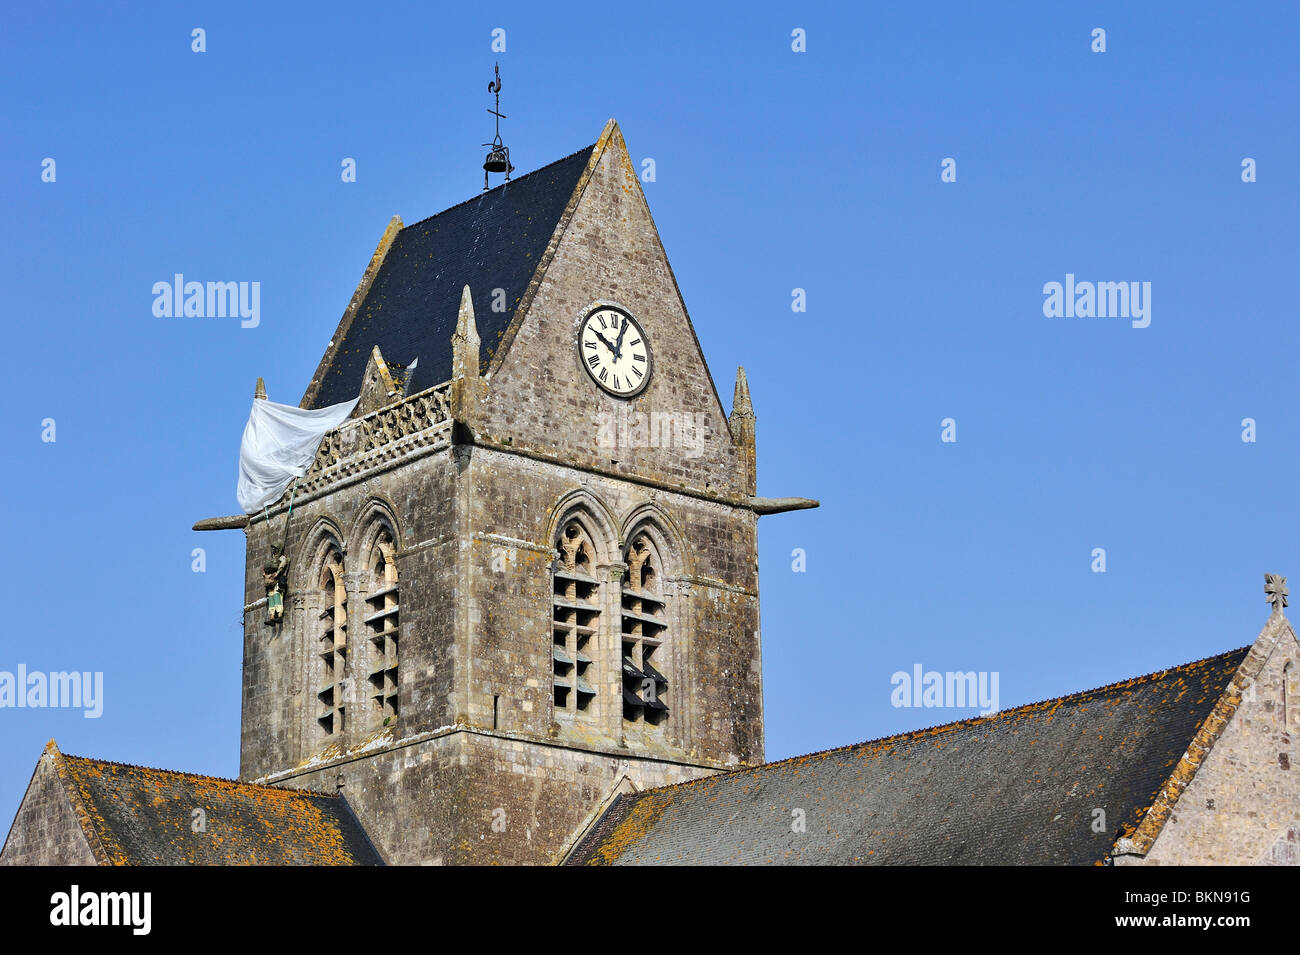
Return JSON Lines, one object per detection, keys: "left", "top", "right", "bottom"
{"left": 308, "top": 145, "right": 595, "bottom": 408}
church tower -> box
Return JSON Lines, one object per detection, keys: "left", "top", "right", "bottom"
{"left": 213, "top": 119, "right": 815, "bottom": 864}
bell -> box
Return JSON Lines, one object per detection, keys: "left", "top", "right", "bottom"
{"left": 483, "top": 147, "right": 510, "bottom": 174}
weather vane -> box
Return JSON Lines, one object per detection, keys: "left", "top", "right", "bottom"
{"left": 482, "top": 63, "right": 514, "bottom": 191}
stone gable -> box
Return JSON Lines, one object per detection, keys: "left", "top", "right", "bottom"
{"left": 477, "top": 120, "right": 747, "bottom": 500}
{"left": 1122, "top": 614, "right": 1300, "bottom": 865}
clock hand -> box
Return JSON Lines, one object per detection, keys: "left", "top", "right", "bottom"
{"left": 613, "top": 321, "right": 628, "bottom": 359}
{"left": 595, "top": 332, "right": 619, "bottom": 355}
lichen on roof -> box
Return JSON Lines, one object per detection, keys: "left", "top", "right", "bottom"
{"left": 55, "top": 751, "right": 383, "bottom": 866}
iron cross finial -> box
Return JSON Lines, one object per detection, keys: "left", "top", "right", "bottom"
{"left": 1265, "top": 574, "right": 1288, "bottom": 614}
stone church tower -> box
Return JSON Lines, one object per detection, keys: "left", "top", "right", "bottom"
{"left": 222, "top": 119, "right": 815, "bottom": 864}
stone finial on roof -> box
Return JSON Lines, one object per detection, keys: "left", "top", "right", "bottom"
{"left": 1265, "top": 574, "right": 1289, "bottom": 615}
{"left": 451, "top": 285, "right": 483, "bottom": 425}
{"left": 731, "top": 366, "right": 754, "bottom": 420}
{"left": 729, "top": 366, "right": 756, "bottom": 496}
{"left": 354, "top": 346, "right": 402, "bottom": 416}
{"left": 452, "top": 285, "right": 480, "bottom": 380}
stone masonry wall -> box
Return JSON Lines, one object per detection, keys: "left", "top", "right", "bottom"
{"left": 462, "top": 445, "right": 762, "bottom": 766}
{"left": 0, "top": 754, "right": 97, "bottom": 866}
{"left": 1133, "top": 619, "right": 1300, "bottom": 865}
{"left": 277, "top": 728, "right": 716, "bottom": 865}
{"left": 240, "top": 438, "right": 460, "bottom": 781}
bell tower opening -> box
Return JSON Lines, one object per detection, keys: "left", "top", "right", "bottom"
{"left": 552, "top": 520, "right": 601, "bottom": 716}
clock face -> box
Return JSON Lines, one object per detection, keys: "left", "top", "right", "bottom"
{"left": 577, "top": 305, "right": 651, "bottom": 397}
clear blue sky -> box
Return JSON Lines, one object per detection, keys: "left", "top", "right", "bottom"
{"left": 3, "top": 1, "right": 1298, "bottom": 824}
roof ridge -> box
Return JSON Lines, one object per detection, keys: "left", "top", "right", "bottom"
{"left": 59, "top": 752, "right": 340, "bottom": 798}
{"left": 628, "top": 645, "right": 1251, "bottom": 802}
{"left": 400, "top": 142, "right": 598, "bottom": 232}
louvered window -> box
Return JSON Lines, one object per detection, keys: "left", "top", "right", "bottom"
{"left": 316, "top": 547, "right": 348, "bottom": 737}
{"left": 552, "top": 522, "right": 599, "bottom": 715}
{"left": 622, "top": 534, "right": 667, "bottom": 724}
{"left": 365, "top": 528, "right": 399, "bottom": 725}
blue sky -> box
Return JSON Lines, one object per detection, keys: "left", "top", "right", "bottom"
{"left": 3, "top": 1, "right": 1298, "bottom": 823}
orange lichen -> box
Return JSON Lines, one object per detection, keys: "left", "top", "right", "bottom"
{"left": 1121, "top": 675, "right": 1247, "bottom": 858}
{"left": 584, "top": 792, "right": 672, "bottom": 866}
{"left": 53, "top": 750, "right": 369, "bottom": 866}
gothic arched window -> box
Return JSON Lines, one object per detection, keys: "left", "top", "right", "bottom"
{"left": 552, "top": 520, "right": 599, "bottom": 716}
{"left": 363, "top": 525, "right": 399, "bottom": 726}
{"left": 621, "top": 532, "right": 668, "bottom": 725}
{"left": 316, "top": 542, "right": 348, "bottom": 738}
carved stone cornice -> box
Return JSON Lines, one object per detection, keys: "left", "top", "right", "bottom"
{"left": 272, "top": 382, "right": 455, "bottom": 509}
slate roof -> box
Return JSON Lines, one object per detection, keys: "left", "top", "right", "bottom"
{"left": 56, "top": 750, "right": 383, "bottom": 865}
{"left": 309, "top": 145, "right": 596, "bottom": 407}
{"left": 567, "top": 647, "right": 1249, "bottom": 866}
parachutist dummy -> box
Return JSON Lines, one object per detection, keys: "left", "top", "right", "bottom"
{"left": 263, "top": 550, "right": 289, "bottom": 624}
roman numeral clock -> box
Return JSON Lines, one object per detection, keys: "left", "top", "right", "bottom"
{"left": 578, "top": 304, "right": 652, "bottom": 397}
